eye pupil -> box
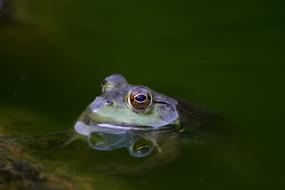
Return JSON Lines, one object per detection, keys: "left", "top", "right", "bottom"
{"left": 135, "top": 94, "right": 147, "bottom": 102}
{"left": 127, "top": 89, "right": 153, "bottom": 112}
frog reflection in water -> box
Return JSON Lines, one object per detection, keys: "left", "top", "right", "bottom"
{"left": 75, "top": 74, "right": 182, "bottom": 158}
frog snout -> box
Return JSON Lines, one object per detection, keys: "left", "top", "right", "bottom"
{"left": 90, "top": 96, "right": 113, "bottom": 113}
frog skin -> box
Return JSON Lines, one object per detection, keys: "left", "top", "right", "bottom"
{"left": 74, "top": 74, "right": 183, "bottom": 158}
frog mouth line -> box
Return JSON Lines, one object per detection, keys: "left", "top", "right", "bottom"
{"left": 96, "top": 123, "right": 154, "bottom": 131}
{"left": 74, "top": 121, "right": 179, "bottom": 137}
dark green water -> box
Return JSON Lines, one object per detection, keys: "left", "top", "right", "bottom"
{"left": 0, "top": 0, "right": 284, "bottom": 189}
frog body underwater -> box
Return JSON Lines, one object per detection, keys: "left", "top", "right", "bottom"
{"left": 75, "top": 74, "right": 184, "bottom": 158}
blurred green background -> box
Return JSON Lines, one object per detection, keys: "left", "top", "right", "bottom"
{"left": 0, "top": 0, "right": 284, "bottom": 189}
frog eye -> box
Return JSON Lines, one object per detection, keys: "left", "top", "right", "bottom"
{"left": 127, "top": 88, "right": 153, "bottom": 112}
{"left": 101, "top": 80, "right": 109, "bottom": 93}
{"left": 101, "top": 74, "right": 129, "bottom": 94}
{"left": 101, "top": 79, "right": 107, "bottom": 88}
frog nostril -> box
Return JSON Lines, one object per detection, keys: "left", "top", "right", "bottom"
{"left": 90, "top": 97, "right": 106, "bottom": 112}
{"left": 105, "top": 99, "right": 113, "bottom": 106}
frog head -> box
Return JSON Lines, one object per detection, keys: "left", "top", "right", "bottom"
{"left": 82, "top": 74, "right": 179, "bottom": 129}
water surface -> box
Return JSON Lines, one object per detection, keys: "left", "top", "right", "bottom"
{"left": 0, "top": 0, "right": 284, "bottom": 189}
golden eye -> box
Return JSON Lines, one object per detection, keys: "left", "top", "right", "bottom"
{"left": 127, "top": 88, "right": 153, "bottom": 111}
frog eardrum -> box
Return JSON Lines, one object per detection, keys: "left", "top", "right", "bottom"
{"left": 126, "top": 88, "right": 153, "bottom": 112}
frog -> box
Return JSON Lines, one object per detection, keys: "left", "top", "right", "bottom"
{"left": 74, "top": 74, "right": 182, "bottom": 158}
{"left": 74, "top": 74, "right": 223, "bottom": 159}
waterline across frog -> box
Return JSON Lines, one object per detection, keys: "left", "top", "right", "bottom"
{"left": 74, "top": 74, "right": 182, "bottom": 158}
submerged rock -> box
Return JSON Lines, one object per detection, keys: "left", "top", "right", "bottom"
{"left": 0, "top": 108, "right": 91, "bottom": 190}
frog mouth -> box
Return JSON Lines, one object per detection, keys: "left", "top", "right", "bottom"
{"left": 74, "top": 121, "right": 150, "bottom": 136}
{"left": 74, "top": 120, "right": 178, "bottom": 137}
